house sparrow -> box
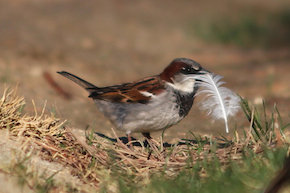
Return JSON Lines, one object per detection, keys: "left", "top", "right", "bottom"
{"left": 57, "top": 58, "right": 209, "bottom": 144}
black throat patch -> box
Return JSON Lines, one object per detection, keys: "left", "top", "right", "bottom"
{"left": 174, "top": 86, "right": 198, "bottom": 117}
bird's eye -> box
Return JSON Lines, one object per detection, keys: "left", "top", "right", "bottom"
{"left": 181, "top": 66, "right": 198, "bottom": 74}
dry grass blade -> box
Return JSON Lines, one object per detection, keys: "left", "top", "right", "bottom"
{"left": 0, "top": 86, "right": 289, "bottom": 192}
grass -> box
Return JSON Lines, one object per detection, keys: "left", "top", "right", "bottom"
{"left": 142, "top": 147, "right": 287, "bottom": 193}
{"left": 0, "top": 87, "right": 289, "bottom": 192}
{"left": 190, "top": 9, "right": 290, "bottom": 48}
{"left": 10, "top": 155, "right": 58, "bottom": 193}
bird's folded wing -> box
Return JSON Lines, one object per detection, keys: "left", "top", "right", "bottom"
{"left": 87, "top": 76, "right": 165, "bottom": 104}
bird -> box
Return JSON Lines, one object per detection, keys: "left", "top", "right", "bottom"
{"left": 57, "top": 58, "right": 209, "bottom": 146}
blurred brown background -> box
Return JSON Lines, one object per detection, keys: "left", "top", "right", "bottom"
{"left": 0, "top": 0, "right": 289, "bottom": 142}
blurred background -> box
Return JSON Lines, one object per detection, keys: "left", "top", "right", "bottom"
{"left": 0, "top": 0, "right": 289, "bottom": 142}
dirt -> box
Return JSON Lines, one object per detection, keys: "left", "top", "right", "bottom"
{"left": 0, "top": 0, "right": 290, "bottom": 142}
{"left": 0, "top": 130, "right": 96, "bottom": 193}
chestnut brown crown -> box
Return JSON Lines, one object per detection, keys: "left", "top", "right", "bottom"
{"left": 160, "top": 58, "right": 205, "bottom": 83}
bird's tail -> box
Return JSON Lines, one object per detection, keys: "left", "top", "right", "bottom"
{"left": 57, "top": 71, "right": 97, "bottom": 89}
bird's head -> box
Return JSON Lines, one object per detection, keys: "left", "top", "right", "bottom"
{"left": 160, "top": 58, "right": 209, "bottom": 93}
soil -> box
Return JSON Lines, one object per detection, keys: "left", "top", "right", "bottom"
{"left": 1, "top": 0, "right": 290, "bottom": 142}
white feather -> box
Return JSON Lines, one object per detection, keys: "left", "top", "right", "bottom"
{"left": 195, "top": 73, "right": 240, "bottom": 133}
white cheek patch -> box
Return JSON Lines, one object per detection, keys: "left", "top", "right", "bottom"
{"left": 167, "top": 79, "right": 196, "bottom": 93}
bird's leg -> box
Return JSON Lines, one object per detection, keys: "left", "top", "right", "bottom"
{"left": 126, "top": 132, "right": 133, "bottom": 149}
{"left": 142, "top": 133, "right": 163, "bottom": 161}
{"left": 142, "top": 133, "right": 160, "bottom": 146}
{"left": 142, "top": 132, "right": 151, "bottom": 145}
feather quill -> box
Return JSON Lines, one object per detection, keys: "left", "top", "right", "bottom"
{"left": 195, "top": 73, "right": 240, "bottom": 133}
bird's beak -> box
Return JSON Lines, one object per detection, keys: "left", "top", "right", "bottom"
{"left": 197, "top": 68, "right": 211, "bottom": 75}
{"left": 180, "top": 68, "right": 211, "bottom": 83}
{"left": 194, "top": 68, "right": 212, "bottom": 83}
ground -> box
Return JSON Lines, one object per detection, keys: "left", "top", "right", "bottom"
{"left": 0, "top": 0, "right": 290, "bottom": 145}
{"left": 1, "top": 1, "right": 290, "bottom": 192}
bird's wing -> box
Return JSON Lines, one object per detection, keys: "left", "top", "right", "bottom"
{"left": 88, "top": 76, "right": 165, "bottom": 104}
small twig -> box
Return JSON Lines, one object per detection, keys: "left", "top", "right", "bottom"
{"left": 274, "top": 112, "right": 282, "bottom": 147}
{"left": 43, "top": 71, "right": 72, "bottom": 99}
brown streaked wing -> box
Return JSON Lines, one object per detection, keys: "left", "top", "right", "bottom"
{"left": 87, "top": 76, "right": 165, "bottom": 104}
